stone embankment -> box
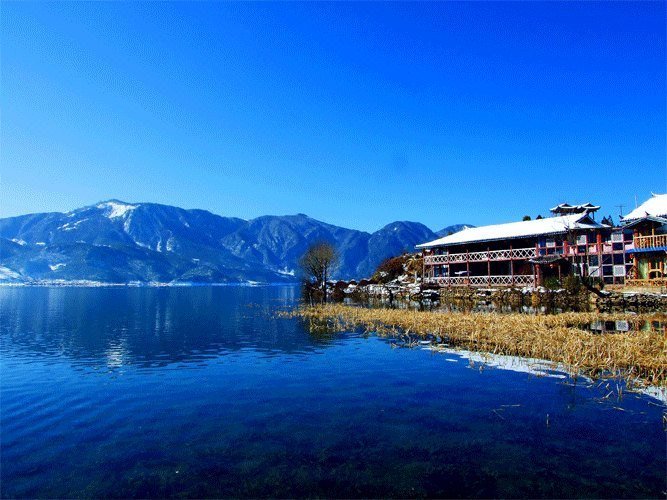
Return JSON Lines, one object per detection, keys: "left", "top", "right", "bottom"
{"left": 332, "top": 279, "right": 667, "bottom": 313}
{"left": 595, "top": 291, "right": 667, "bottom": 313}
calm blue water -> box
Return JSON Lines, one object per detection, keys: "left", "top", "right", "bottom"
{"left": 1, "top": 286, "right": 665, "bottom": 498}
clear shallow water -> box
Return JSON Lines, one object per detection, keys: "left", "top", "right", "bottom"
{"left": 1, "top": 287, "right": 665, "bottom": 498}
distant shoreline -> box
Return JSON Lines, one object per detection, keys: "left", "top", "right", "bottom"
{"left": 0, "top": 281, "right": 300, "bottom": 288}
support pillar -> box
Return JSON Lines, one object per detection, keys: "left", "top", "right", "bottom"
{"left": 510, "top": 243, "right": 514, "bottom": 287}
{"left": 487, "top": 246, "right": 491, "bottom": 286}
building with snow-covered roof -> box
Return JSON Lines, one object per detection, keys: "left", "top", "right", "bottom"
{"left": 621, "top": 194, "right": 667, "bottom": 286}
{"left": 417, "top": 205, "right": 631, "bottom": 288}
{"left": 622, "top": 193, "right": 667, "bottom": 221}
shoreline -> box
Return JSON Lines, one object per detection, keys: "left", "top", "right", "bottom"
{"left": 288, "top": 304, "right": 667, "bottom": 388}
{"left": 424, "top": 344, "right": 667, "bottom": 404}
{"left": 0, "top": 281, "right": 300, "bottom": 288}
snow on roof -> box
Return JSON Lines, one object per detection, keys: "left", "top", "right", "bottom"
{"left": 622, "top": 193, "right": 667, "bottom": 221}
{"left": 416, "top": 213, "right": 605, "bottom": 248}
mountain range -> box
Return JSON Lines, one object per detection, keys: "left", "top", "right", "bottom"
{"left": 0, "top": 200, "right": 471, "bottom": 284}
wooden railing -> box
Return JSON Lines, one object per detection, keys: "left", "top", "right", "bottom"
{"left": 625, "top": 277, "right": 667, "bottom": 287}
{"left": 424, "top": 275, "right": 535, "bottom": 287}
{"left": 424, "top": 247, "right": 536, "bottom": 265}
{"left": 423, "top": 242, "right": 630, "bottom": 266}
{"left": 633, "top": 234, "right": 667, "bottom": 249}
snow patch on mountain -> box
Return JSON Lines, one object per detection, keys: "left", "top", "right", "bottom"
{"left": 98, "top": 201, "right": 138, "bottom": 219}
{"left": 58, "top": 219, "right": 87, "bottom": 231}
{"left": 123, "top": 213, "right": 134, "bottom": 233}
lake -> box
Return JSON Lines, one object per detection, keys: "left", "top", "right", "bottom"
{"left": 1, "top": 286, "right": 665, "bottom": 498}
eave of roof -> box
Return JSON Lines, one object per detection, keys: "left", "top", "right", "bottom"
{"left": 626, "top": 246, "right": 667, "bottom": 254}
{"left": 621, "top": 215, "right": 667, "bottom": 229}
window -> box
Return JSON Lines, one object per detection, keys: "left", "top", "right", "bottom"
{"left": 611, "top": 232, "right": 623, "bottom": 243}
{"left": 613, "top": 265, "right": 626, "bottom": 277}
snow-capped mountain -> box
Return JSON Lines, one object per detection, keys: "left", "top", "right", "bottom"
{"left": 435, "top": 224, "right": 475, "bottom": 237}
{"left": 0, "top": 200, "right": 465, "bottom": 283}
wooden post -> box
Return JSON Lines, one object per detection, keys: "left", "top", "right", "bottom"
{"left": 596, "top": 232, "right": 603, "bottom": 281}
{"left": 533, "top": 243, "right": 539, "bottom": 288}
{"left": 537, "top": 265, "right": 542, "bottom": 287}
{"left": 487, "top": 246, "right": 491, "bottom": 286}
{"left": 422, "top": 250, "right": 425, "bottom": 283}
{"left": 510, "top": 243, "right": 514, "bottom": 286}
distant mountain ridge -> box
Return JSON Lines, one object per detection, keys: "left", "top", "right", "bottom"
{"left": 435, "top": 224, "right": 475, "bottom": 237}
{"left": 0, "top": 200, "right": 472, "bottom": 283}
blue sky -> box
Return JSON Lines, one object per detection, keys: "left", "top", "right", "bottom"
{"left": 2, "top": 1, "right": 665, "bottom": 232}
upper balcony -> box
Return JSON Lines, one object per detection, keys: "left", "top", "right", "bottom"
{"left": 633, "top": 234, "right": 667, "bottom": 250}
{"left": 423, "top": 247, "right": 536, "bottom": 265}
{"left": 423, "top": 241, "right": 627, "bottom": 266}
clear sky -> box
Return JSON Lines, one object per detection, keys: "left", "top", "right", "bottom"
{"left": 2, "top": 1, "right": 665, "bottom": 232}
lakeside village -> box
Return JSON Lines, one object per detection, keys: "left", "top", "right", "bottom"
{"left": 296, "top": 193, "right": 666, "bottom": 391}
{"left": 325, "top": 193, "right": 667, "bottom": 313}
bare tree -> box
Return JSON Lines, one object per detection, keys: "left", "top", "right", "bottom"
{"left": 299, "top": 242, "right": 338, "bottom": 303}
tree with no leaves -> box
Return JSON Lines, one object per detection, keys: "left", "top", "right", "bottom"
{"left": 300, "top": 242, "right": 338, "bottom": 303}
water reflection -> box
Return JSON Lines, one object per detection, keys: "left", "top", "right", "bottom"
{"left": 0, "top": 286, "right": 312, "bottom": 369}
{"left": 587, "top": 319, "right": 666, "bottom": 333}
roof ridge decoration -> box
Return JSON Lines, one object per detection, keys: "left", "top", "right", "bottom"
{"left": 550, "top": 202, "right": 600, "bottom": 215}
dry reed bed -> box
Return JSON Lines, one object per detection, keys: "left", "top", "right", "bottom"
{"left": 289, "top": 305, "right": 667, "bottom": 386}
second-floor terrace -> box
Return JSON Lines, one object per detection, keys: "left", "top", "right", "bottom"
{"left": 423, "top": 238, "right": 630, "bottom": 266}
{"left": 633, "top": 234, "right": 667, "bottom": 250}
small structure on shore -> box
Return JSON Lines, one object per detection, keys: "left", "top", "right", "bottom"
{"left": 417, "top": 203, "right": 632, "bottom": 288}
{"left": 622, "top": 193, "right": 667, "bottom": 287}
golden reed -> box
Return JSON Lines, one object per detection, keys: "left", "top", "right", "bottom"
{"left": 286, "top": 305, "right": 667, "bottom": 387}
